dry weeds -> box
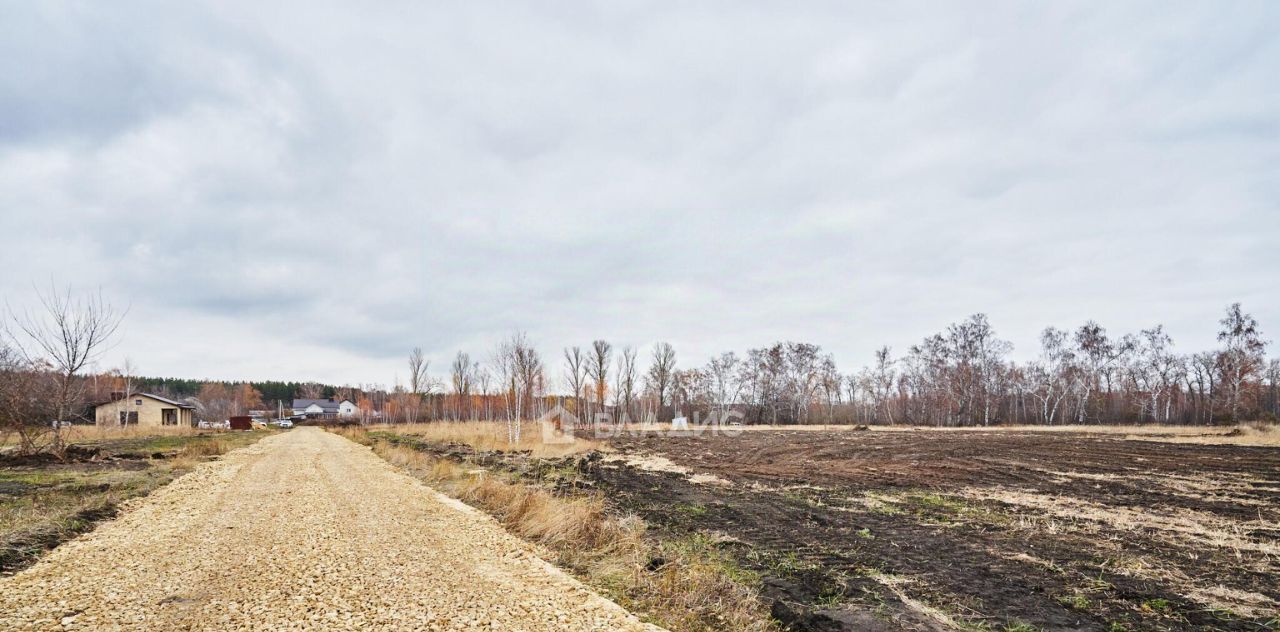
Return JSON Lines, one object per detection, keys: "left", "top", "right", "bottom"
{"left": 370, "top": 439, "right": 775, "bottom": 632}
{"left": 1, "top": 424, "right": 208, "bottom": 450}
{"left": 1185, "top": 584, "right": 1278, "bottom": 619}
{"left": 367, "top": 421, "right": 602, "bottom": 457}
{"left": 70, "top": 424, "right": 205, "bottom": 443}
{"left": 739, "top": 423, "right": 1280, "bottom": 446}
{"left": 960, "top": 487, "right": 1280, "bottom": 561}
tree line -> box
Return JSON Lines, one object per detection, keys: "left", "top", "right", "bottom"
{"left": 126, "top": 377, "right": 338, "bottom": 406}
{"left": 3, "top": 285, "right": 1275, "bottom": 457}
{"left": 377, "top": 303, "right": 1275, "bottom": 429}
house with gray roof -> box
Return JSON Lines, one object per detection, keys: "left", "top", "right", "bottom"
{"left": 292, "top": 398, "right": 356, "bottom": 418}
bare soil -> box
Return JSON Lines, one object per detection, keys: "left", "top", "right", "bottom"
{"left": 588, "top": 429, "right": 1280, "bottom": 631}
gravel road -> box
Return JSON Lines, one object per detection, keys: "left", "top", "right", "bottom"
{"left": 0, "top": 428, "right": 662, "bottom": 631}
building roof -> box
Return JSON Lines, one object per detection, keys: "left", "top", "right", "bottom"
{"left": 292, "top": 398, "right": 351, "bottom": 412}
{"left": 100, "top": 393, "right": 197, "bottom": 409}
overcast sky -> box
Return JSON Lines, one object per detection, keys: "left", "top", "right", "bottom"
{"left": 1, "top": 2, "right": 1277, "bottom": 386}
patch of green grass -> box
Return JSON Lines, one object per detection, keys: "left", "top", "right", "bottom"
{"left": 1141, "top": 598, "right": 1172, "bottom": 612}
{"left": 854, "top": 564, "right": 886, "bottom": 578}
{"left": 1084, "top": 571, "right": 1115, "bottom": 592}
{"left": 909, "top": 492, "right": 969, "bottom": 511}
{"left": 1057, "top": 592, "right": 1090, "bottom": 609}
{"left": 0, "top": 470, "right": 79, "bottom": 486}
{"left": 673, "top": 503, "right": 709, "bottom": 517}
{"left": 781, "top": 490, "right": 812, "bottom": 504}
{"left": 1003, "top": 622, "right": 1038, "bottom": 632}
{"left": 870, "top": 503, "right": 903, "bottom": 515}
{"left": 856, "top": 527, "right": 874, "bottom": 540}
{"left": 755, "top": 550, "right": 819, "bottom": 578}
{"left": 668, "top": 532, "right": 763, "bottom": 588}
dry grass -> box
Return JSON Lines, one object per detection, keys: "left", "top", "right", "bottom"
{"left": 177, "top": 438, "right": 234, "bottom": 458}
{"left": 369, "top": 421, "right": 602, "bottom": 457}
{"left": 1, "top": 424, "right": 206, "bottom": 449}
{"left": 330, "top": 426, "right": 375, "bottom": 446}
{"left": 960, "top": 486, "right": 1280, "bottom": 561}
{"left": 369, "top": 438, "right": 774, "bottom": 632}
{"left": 69, "top": 424, "right": 205, "bottom": 445}
{"left": 741, "top": 423, "right": 1280, "bottom": 446}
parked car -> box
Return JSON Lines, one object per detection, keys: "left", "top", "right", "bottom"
{"left": 277, "top": 419, "right": 294, "bottom": 428}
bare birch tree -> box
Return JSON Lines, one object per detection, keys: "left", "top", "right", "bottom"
{"left": 706, "top": 351, "right": 741, "bottom": 420}
{"left": 1217, "top": 303, "right": 1268, "bottom": 421}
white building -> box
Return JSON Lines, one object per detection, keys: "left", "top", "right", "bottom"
{"left": 291, "top": 398, "right": 357, "bottom": 418}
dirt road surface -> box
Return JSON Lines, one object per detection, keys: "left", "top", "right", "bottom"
{"left": 0, "top": 428, "right": 661, "bottom": 631}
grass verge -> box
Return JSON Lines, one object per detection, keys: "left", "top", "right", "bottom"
{"left": 334, "top": 426, "right": 776, "bottom": 632}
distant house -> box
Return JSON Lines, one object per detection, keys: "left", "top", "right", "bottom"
{"left": 95, "top": 393, "right": 196, "bottom": 427}
{"left": 292, "top": 398, "right": 356, "bottom": 419}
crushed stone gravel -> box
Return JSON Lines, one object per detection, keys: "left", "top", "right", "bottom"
{"left": 0, "top": 427, "right": 663, "bottom": 631}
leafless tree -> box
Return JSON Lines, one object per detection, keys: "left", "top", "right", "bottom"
{"left": 8, "top": 286, "right": 124, "bottom": 455}
{"left": 1073, "top": 322, "right": 1126, "bottom": 422}
{"left": 493, "top": 332, "right": 543, "bottom": 442}
{"left": 0, "top": 339, "right": 57, "bottom": 454}
{"left": 117, "top": 357, "right": 137, "bottom": 423}
{"left": 1028, "top": 327, "right": 1077, "bottom": 424}
{"left": 968, "top": 315, "right": 1013, "bottom": 426}
{"left": 473, "top": 363, "right": 492, "bottom": 421}
{"left": 1217, "top": 303, "right": 1268, "bottom": 421}
{"left": 1129, "top": 326, "right": 1181, "bottom": 422}
{"left": 870, "top": 346, "right": 896, "bottom": 424}
{"left": 818, "top": 355, "right": 842, "bottom": 423}
{"left": 1186, "top": 351, "right": 1218, "bottom": 424}
{"left": 408, "top": 347, "right": 428, "bottom": 396}
{"left": 646, "top": 342, "right": 676, "bottom": 421}
{"left": 450, "top": 351, "right": 474, "bottom": 420}
{"left": 613, "top": 346, "right": 638, "bottom": 421}
{"left": 783, "top": 343, "right": 822, "bottom": 423}
{"left": 706, "top": 351, "right": 741, "bottom": 420}
{"left": 563, "top": 346, "right": 587, "bottom": 416}
{"left": 1266, "top": 358, "right": 1280, "bottom": 420}
{"left": 587, "top": 340, "right": 612, "bottom": 418}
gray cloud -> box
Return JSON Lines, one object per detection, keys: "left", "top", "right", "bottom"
{"left": 1, "top": 1, "right": 1277, "bottom": 384}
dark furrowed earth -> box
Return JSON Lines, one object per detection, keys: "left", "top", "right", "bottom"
{"left": 593, "top": 429, "right": 1280, "bottom": 632}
